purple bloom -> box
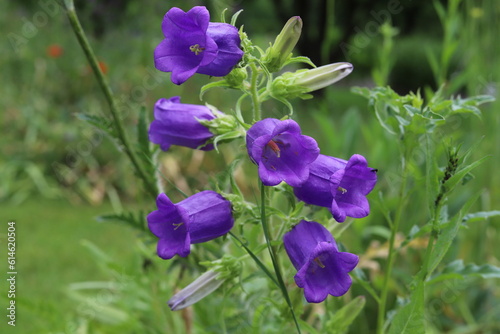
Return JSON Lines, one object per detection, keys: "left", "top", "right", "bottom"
{"left": 293, "top": 154, "right": 377, "bottom": 222}
{"left": 154, "top": 6, "right": 244, "bottom": 85}
{"left": 147, "top": 191, "right": 234, "bottom": 260}
{"left": 149, "top": 96, "right": 215, "bottom": 151}
{"left": 246, "top": 118, "right": 319, "bottom": 187}
{"left": 284, "top": 220, "right": 359, "bottom": 303}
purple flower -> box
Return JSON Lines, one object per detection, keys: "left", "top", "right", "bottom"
{"left": 149, "top": 96, "right": 215, "bottom": 151}
{"left": 284, "top": 220, "right": 359, "bottom": 303}
{"left": 246, "top": 118, "right": 319, "bottom": 187}
{"left": 147, "top": 191, "right": 234, "bottom": 260}
{"left": 154, "top": 6, "right": 244, "bottom": 85}
{"left": 293, "top": 154, "right": 377, "bottom": 222}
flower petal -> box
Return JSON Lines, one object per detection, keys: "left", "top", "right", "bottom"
{"left": 295, "top": 242, "right": 357, "bottom": 302}
{"left": 197, "top": 23, "right": 244, "bottom": 76}
{"left": 283, "top": 220, "right": 335, "bottom": 270}
{"left": 177, "top": 190, "right": 234, "bottom": 243}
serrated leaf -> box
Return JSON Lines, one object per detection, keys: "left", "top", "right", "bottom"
{"left": 388, "top": 282, "right": 425, "bottom": 334}
{"left": 97, "top": 211, "right": 147, "bottom": 232}
{"left": 77, "top": 113, "right": 116, "bottom": 138}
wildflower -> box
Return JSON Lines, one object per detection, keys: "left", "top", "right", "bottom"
{"left": 149, "top": 96, "right": 217, "bottom": 151}
{"left": 246, "top": 118, "right": 319, "bottom": 187}
{"left": 47, "top": 44, "right": 63, "bottom": 58}
{"left": 263, "top": 16, "right": 303, "bottom": 72}
{"left": 271, "top": 62, "right": 353, "bottom": 100}
{"left": 154, "top": 6, "right": 244, "bottom": 85}
{"left": 293, "top": 154, "right": 377, "bottom": 222}
{"left": 283, "top": 220, "right": 359, "bottom": 303}
{"left": 147, "top": 191, "right": 234, "bottom": 260}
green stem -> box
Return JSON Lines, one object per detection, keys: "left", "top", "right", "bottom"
{"left": 64, "top": 1, "right": 157, "bottom": 200}
{"left": 377, "top": 158, "right": 408, "bottom": 334}
{"left": 250, "top": 62, "right": 262, "bottom": 121}
{"left": 260, "top": 183, "right": 301, "bottom": 334}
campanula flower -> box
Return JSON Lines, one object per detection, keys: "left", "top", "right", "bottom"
{"left": 149, "top": 96, "right": 216, "bottom": 151}
{"left": 147, "top": 191, "right": 234, "bottom": 260}
{"left": 246, "top": 118, "right": 319, "bottom": 187}
{"left": 293, "top": 154, "right": 377, "bottom": 222}
{"left": 284, "top": 220, "right": 359, "bottom": 303}
{"left": 154, "top": 6, "right": 244, "bottom": 85}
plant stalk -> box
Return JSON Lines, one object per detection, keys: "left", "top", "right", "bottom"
{"left": 64, "top": 1, "right": 157, "bottom": 200}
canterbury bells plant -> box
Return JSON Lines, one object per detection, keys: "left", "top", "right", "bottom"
{"left": 148, "top": 6, "right": 374, "bottom": 330}
{"left": 64, "top": 0, "right": 499, "bottom": 331}
{"left": 64, "top": 3, "right": 379, "bottom": 333}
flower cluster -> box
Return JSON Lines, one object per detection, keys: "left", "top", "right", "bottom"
{"left": 146, "top": 5, "right": 377, "bottom": 307}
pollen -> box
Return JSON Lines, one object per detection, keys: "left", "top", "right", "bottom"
{"left": 172, "top": 222, "right": 184, "bottom": 230}
{"left": 266, "top": 140, "right": 281, "bottom": 157}
{"left": 314, "top": 257, "right": 326, "bottom": 268}
{"left": 338, "top": 187, "right": 348, "bottom": 194}
{"left": 189, "top": 44, "right": 205, "bottom": 55}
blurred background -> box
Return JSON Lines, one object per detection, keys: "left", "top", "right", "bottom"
{"left": 1, "top": 0, "right": 499, "bottom": 333}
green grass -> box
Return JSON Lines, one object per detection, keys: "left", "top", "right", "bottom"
{"left": 0, "top": 198, "right": 138, "bottom": 333}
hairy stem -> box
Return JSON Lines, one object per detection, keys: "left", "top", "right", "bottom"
{"left": 64, "top": 1, "right": 157, "bottom": 199}
{"left": 260, "top": 183, "right": 301, "bottom": 334}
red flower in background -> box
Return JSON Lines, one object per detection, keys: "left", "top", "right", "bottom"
{"left": 47, "top": 44, "right": 63, "bottom": 58}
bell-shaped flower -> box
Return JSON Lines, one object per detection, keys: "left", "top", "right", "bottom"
{"left": 246, "top": 118, "right": 319, "bottom": 187}
{"left": 149, "top": 96, "right": 217, "bottom": 151}
{"left": 284, "top": 220, "right": 359, "bottom": 303}
{"left": 147, "top": 191, "right": 234, "bottom": 260}
{"left": 293, "top": 154, "right": 377, "bottom": 222}
{"left": 154, "top": 6, "right": 244, "bottom": 85}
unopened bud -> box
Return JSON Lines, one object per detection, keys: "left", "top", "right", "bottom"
{"left": 263, "top": 16, "right": 303, "bottom": 72}
{"left": 271, "top": 62, "right": 353, "bottom": 99}
{"left": 168, "top": 270, "right": 223, "bottom": 311}
{"left": 168, "top": 255, "right": 241, "bottom": 311}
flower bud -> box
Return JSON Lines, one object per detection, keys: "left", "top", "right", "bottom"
{"left": 168, "top": 255, "right": 241, "bottom": 311}
{"left": 263, "top": 16, "right": 303, "bottom": 72}
{"left": 168, "top": 270, "right": 223, "bottom": 311}
{"left": 270, "top": 62, "right": 353, "bottom": 100}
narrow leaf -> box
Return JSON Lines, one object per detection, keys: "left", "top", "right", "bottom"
{"left": 388, "top": 282, "right": 425, "bottom": 334}
{"left": 325, "top": 296, "right": 366, "bottom": 334}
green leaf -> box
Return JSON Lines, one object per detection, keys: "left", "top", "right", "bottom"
{"left": 77, "top": 113, "right": 116, "bottom": 138}
{"left": 199, "top": 80, "right": 231, "bottom": 100}
{"left": 429, "top": 260, "right": 500, "bottom": 284}
{"left": 136, "top": 106, "right": 154, "bottom": 176}
{"left": 388, "top": 281, "right": 425, "bottom": 334}
{"left": 325, "top": 296, "right": 366, "bottom": 334}
{"left": 463, "top": 210, "right": 500, "bottom": 223}
{"left": 97, "top": 211, "right": 148, "bottom": 232}
{"left": 428, "top": 192, "right": 480, "bottom": 274}
{"left": 443, "top": 156, "right": 489, "bottom": 193}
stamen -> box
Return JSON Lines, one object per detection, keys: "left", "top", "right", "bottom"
{"left": 338, "top": 187, "right": 347, "bottom": 194}
{"left": 266, "top": 140, "right": 281, "bottom": 157}
{"left": 173, "top": 222, "right": 184, "bottom": 230}
{"left": 314, "top": 257, "right": 325, "bottom": 268}
{"left": 189, "top": 44, "right": 205, "bottom": 55}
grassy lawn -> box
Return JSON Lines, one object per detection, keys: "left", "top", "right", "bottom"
{"left": 0, "top": 198, "right": 139, "bottom": 333}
